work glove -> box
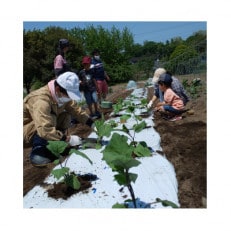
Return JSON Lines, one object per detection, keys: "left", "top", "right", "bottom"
{"left": 69, "top": 135, "right": 82, "bottom": 146}
{"left": 147, "top": 100, "right": 153, "bottom": 109}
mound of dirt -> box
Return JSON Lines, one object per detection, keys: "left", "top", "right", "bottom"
{"left": 23, "top": 76, "right": 206, "bottom": 208}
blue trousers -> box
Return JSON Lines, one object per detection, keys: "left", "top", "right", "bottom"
{"left": 163, "top": 105, "right": 184, "bottom": 115}
{"left": 29, "top": 134, "right": 57, "bottom": 165}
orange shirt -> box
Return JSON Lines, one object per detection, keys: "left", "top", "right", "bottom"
{"left": 164, "top": 88, "right": 184, "bottom": 110}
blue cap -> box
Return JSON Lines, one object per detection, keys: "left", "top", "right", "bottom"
{"left": 158, "top": 73, "right": 172, "bottom": 85}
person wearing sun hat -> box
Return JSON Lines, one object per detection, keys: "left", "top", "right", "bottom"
{"left": 23, "top": 71, "right": 94, "bottom": 166}
{"left": 147, "top": 68, "right": 189, "bottom": 109}
{"left": 154, "top": 73, "right": 185, "bottom": 121}
{"left": 147, "top": 68, "right": 167, "bottom": 108}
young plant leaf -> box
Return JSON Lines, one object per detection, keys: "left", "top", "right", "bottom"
{"left": 121, "top": 124, "right": 129, "bottom": 134}
{"left": 112, "top": 203, "right": 126, "bottom": 208}
{"left": 69, "top": 148, "right": 93, "bottom": 165}
{"left": 95, "top": 119, "right": 113, "bottom": 138}
{"left": 134, "top": 115, "right": 142, "bottom": 121}
{"left": 112, "top": 158, "right": 141, "bottom": 170}
{"left": 133, "top": 121, "right": 147, "bottom": 133}
{"left": 51, "top": 167, "right": 69, "bottom": 180}
{"left": 114, "top": 172, "right": 138, "bottom": 185}
{"left": 114, "top": 173, "right": 127, "bottom": 185}
{"left": 64, "top": 174, "right": 81, "bottom": 190}
{"left": 47, "top": 141, "right": 68, "bottom": 158}
{"left": 127, "top": 172, "right": 138, "bottom": 183}
{"left": 95, "top": 143, "right": 102, "bottom": 150}
{"left": 102, "top": 133, "right": 134, "bottom": 163}
{"left": 134, "top": 143, "right": 152, "bottom": 157}
{"left": 120, "top": 114, "right": 131, "bottom": 122}
{"left": 126, "top": 105, "right": 135, "bottom": 113}
{"left": 141, "top": 98, "right": 148, "bottom": 105}
{"left": 156, "top": 198, "right": 179, "bottom": 208}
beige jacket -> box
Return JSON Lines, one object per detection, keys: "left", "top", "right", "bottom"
{"left": 23, "top": 84, "right": 90, "bottom": 144}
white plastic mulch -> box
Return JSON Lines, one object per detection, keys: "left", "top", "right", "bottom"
{"left": 23, "top": 87, "right": 180, "bottom": 208}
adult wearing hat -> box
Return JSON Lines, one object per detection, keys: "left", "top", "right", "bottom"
{"left": 155, "top": 73, "right": 185, "bottom": 121}
{"left": 23, "top": 72, "right": 94, "bottom": 166}
{"left": 54, "top": 38, "right": 70, "bottom": 77}
{"left": 147, "top": 68, "right": 190, "bottom": 108}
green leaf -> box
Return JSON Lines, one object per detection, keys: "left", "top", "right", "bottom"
{"left": 102, "top": 133, "right": 133, "bottom": 164}
{"left": 95, "top": 119, "right": 112, "bottom": 138}
{"left": 126, "top": 105, "right": 135, "bottom": 113}
{"left": 156, "top": 198, "right": 179, "bottom": 208}
{"left": 112, "top": 203, "right": 126, "bottom": 208}
{"left": 69, "top": 148, "right": 93, "bottom": 165}
{"left": 122, "top": 124, "right": 129, "bottom": 134}
{"left": 51, "top": 167, "right": 69, "bottom": 180}
{"left": 95, "top": 143, "right": 102, "bottom": 150}
{"left": 139, "top": 141, "right": 148, "bottom": 148}
{"left": 133, "top": 121, "right": 147, "bottom": 133}
{"left": 53, "top": 159, "right": 60, "bottom": 165}
{"left": 114, "top": 173, "right": 127, "bottom": 185}
{"left": 120, "top": 114, "right": 131, "bottom": 121}
{"left": 114, "top": 172, "right": 138, "bottom": 185}
{"left": 141, "top": 98, "right": 148, "bottom": 105}
{"left": 134, "top": 143, "right": 152, "bottom": 157}
{"left": 112, "top": 158, "right": 141, "bottom": 170}
{"left": 46, "top": 141, "right": 68, "bottom": 158}
{"left": 107, "top": 120, "right": 118, "bottom": 128}
{"left": 134, "top": 115, "right": 142, "bottom": 121}
{"left": 113, "top": 103, "right": 123, "bottom": 114}
{"left": 64, "top": 174, "right": 81, "bottom": 190}
{"left": 128, "top": 172, "right": 138, "bottom": 183}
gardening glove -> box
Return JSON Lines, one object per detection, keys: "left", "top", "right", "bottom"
{"left": 147, "top": 100, "right": 153, "bottom": 109}
{"left": 69, "top": 135, "right": 82, "bottom": 146}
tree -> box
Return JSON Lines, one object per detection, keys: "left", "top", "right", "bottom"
{"left": 165, "top": 44, "right": 200, "bottom": 75}
{"left": 23, "top": 29, "right": 47, "bottom": 93}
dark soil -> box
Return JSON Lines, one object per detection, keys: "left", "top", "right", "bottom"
{"left": 23, "top": 74, "right": 206, "bottom": 208}
{"left": 41, "top": 175, "right": 92, "bottom": 200}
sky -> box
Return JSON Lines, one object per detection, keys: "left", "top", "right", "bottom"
{"left": 23, "top": 21, "right": 206, "bottom": 44}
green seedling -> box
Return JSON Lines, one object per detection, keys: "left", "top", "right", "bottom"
{"left": 46, "top": 141, "right": 92, "bottom": 190}
{"left": 93, "top": 114, "right": 113, "bottom": 149}
{"left": 182, "top": 78, "right": 202, "bottom": 99}
{"left": 102, "top": 133, "right": 141, "bottom": 208}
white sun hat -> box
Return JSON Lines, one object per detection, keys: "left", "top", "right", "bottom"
{"left": 56, "top": 72, "right": 81, "bottom": 101}
{"left": 152, "top": 68, "right": 166, "bottom": 83}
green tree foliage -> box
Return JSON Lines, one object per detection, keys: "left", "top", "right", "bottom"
{"left": 23, "top": 25, "right": 206, "bottom": 93}
{"left": 73, "top": 25, "right": 135, "bottom": 84}
{"left": 165, "top": 44, "right": 200, "bottom": 75}
{"left": 23, "top": 29, "right": 47, "bottom": 93}
{"left": 23, "top": 25, "right": 135, "bottom": 91}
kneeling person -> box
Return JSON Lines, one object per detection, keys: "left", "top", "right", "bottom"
{"left": 155, "top": 73, "right": 185, "bottom": 121}
{"left": 23, "top": 72, "right": 94, "bottom": 166}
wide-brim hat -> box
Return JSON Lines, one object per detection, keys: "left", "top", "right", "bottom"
{"left": 56, "top": 72, "right": 81, "bottom": 101}
{"left": 152, "top": 68, "right": 166, "bottom": 83}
